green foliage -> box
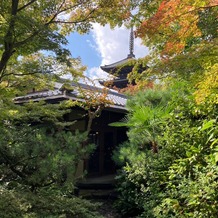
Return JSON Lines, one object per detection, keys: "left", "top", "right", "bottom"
{"left": 0, "top": 121, "right": 93, "bottom": 191}
{"left": 0, "top": 187, "right": 102, "bottom": 218}
{"left": 152, "top": 95, "right": 218, "bottom": 218}
{"left": 0, "top": 90, "right": 96, "bottom": 216}
{"left": 111, "top": 88, "right": 172, "bottom": 146}
{"left": 114, "top": 81, "right": 218, "bottom": 217}
{"left": 0, "top": 1, "right": 141, "bottom": 217}
{"left": 113, "top": 88, "right": 173, "bottom": 217}
{"left": 114, "top": 1, "right": 218, "bottom": 217}
{"left": 0, "top": 0, "right": 134, "bottom": 77}
{"left": 114, "top": 167, "right": 146, "bottom": 216}
{"left": 155, "top": 161, "right": 218, "bottom": 218}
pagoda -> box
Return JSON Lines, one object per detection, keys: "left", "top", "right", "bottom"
{"left": 99, "top": 27, "right": 136, "bottom": 89}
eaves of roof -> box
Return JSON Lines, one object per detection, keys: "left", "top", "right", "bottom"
{"left": 100, "top": 57, "right": 135, "bottom": 73}
{"left": 15, "top": 82, "right": 128, "bottom": 113}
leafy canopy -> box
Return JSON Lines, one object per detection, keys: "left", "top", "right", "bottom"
{"left": 0, "top": 0, "right": 134, "bottom": 80}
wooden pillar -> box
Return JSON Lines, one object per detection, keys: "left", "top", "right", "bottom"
{"left": 99, "top": 131, "right": 104, "bottom": 175}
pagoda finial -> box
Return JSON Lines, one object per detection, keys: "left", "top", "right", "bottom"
{"left": 127, "top": 27, "right": 135, "bottom": 58}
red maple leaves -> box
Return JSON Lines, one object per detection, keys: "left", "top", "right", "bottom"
{"left": 136, "top": 0, "right": 217, "bottom": 57}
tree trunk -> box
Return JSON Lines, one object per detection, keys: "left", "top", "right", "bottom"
{"left": 151, "top": 141, "right": 158, "bottom": 153}
{"left": 0, "top": 0, "right": 19, "bottom": 78}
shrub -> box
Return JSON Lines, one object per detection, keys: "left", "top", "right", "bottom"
{"left": 0, "top": 187, "right": 102, "bottom": 218}
{"left": 114, "top": 84, "right": 218, "bottom": 217}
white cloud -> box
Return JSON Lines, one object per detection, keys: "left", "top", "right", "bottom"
{"left": 84, "top": 67, "right": 108, "bottom": 81}
{"left": 91, "top": 24, "right": 149, "bottom": 65}
{"left": 85, "top": 24, "right": 149, "bottom": 83}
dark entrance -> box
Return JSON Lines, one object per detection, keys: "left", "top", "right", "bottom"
{"left": 86, "top": 131, "right": 100, "bottom": 176}
{"left": 103, "top": 131, "right": 116, "bottom": 174}
{"left": 87, "top": 131, "right": 116, "bottom": 177}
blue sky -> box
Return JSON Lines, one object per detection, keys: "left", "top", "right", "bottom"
{"left": 67, "top": 24, "right": 149, "bottom": 82}
{"left": 68, "top": 32, "right": 101, "bottom": 69}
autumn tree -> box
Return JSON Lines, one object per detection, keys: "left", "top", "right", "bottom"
{"left": 119, "top": 0, "right": 217, "bottom": 101}
{"left": 113, "top": 1, "right": 218, "bottom": 217}
{"left": 133, "top": 0, "right": 217, "bottom": 55}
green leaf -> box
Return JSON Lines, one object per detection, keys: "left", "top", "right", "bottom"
{"left": 200, "top": 119, "right": 216, "bottom": 131}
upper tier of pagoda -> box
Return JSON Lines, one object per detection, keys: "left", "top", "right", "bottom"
{"left": 100, "top": 27, "right": 136, "bottom": 89}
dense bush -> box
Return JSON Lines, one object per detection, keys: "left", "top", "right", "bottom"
{"left": 113, "top": 142, "right": 147, "bottom": 216}
{"left": 153, "top": 98, "right": 218, "bottom": 218}
{"left": 0, "top": 187, "right": 102, "bottom": 218}
{"left": 0, "top": 122, "right": 94, "bottom": 191}
{"left": 114, "top": 83, "right": 218, "bottom": 217}
{"left": 113, "top": 88, "right": 174, "bottom": 217}
{"left": 0, "top": 110, "right": 99, "bottom": 217}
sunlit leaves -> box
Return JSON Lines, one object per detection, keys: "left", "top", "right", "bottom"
{"left": 0, "top": 0, "right": 134, "bottom": 77}
{"left": 130, "top": 1, "right": 217, "bottom": 110}
{"left": 194, "top": 63, "right": 218, "bottom": 104}
{"left": 136, "top": 0, "right": 218, "bottom": 56}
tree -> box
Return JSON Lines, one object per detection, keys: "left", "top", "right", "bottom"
{"left": 134, "top": 0, "right": 218, "bottom": 56}
{"left": 0, "top": 97, "right": 103, "bottom": 216}
{"left": 0, "top": 1, "right": 135, "bottom": 216}
{"left": 128, "top": 0, "right": 218, "bottom": 94}
{"left": 112, "top": 88, "right": 173, "bottom": 217}
{"left": 111, "top": 88, "right": 172, "bottom": 152}
{"left": 0, "top": 0, "right": 134, "bottom": 124}
{"left": 74, "top": 77, "right": 113, "bottom": 132}
{"left": 114, "top": 80, "right": 218, "bottom": 217}
{"left": 0, "top": 0, "right": 132, "bottom": 79}
{"left": 113, "top": 0, "right": 218, "bottom": 217}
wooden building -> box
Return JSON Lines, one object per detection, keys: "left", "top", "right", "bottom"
{"left": 15, "top": 82, "right": 128, "bottom": 181}
{"left": 15, "top": 28, "right": 140, "bottom": 185}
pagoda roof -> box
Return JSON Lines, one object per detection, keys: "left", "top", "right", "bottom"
{"left": 100, "top": 56, "right": 135, "bottom": 74}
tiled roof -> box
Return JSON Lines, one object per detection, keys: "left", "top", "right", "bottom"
{"left": 100, "top": 57, "right": 135, "bottom": 74}
{"left": 15, "top": 82, "right": 128, "bottom": 112}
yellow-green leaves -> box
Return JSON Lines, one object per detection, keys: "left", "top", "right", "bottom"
{"left": 195, "top": 63, "right": 218, "bottom": 104}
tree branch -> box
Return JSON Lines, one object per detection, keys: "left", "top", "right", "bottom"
{"left": 0, "top": 70, "right": 40, "bottom": 83}
{"left": 51, "top": 8, "right": 96, "bottom": 28}
{"left": 0, "top": 148, "right": 26, "bottom": 179}
{"left": 14, "top": 1, "right": 87, "bottom": 48}
{"left": 17, "top": 0, "right": 37, "bottom": 12}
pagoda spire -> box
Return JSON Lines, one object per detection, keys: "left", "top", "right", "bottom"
{"left": 127, "top": 27, "right": 135, "bottom": 58}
